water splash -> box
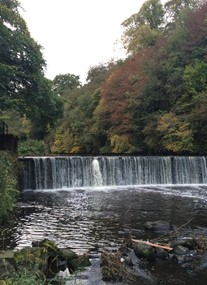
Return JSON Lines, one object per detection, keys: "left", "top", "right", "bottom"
{"left": 19, "top": 156, "right": 207, "bottom": 191}
{"left": 92, "top": 158, "right": 103, "bottom": 186}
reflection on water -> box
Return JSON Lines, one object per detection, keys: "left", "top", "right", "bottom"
{"left": 2, "top": 185, "right": 207, "bottom": 255}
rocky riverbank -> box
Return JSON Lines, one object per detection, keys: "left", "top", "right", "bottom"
{"left": 100, "top": 220, "right": 207, "bottom": 285}
{"left": 0, "top": 221, "right": 207, "bottom": 285}
{"left": 0, "top": 239, "right": 90, "bottom": 284}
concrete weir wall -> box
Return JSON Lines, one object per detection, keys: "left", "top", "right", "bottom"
{"left": 0, "top": 134, "right": 18, "bottom": 153}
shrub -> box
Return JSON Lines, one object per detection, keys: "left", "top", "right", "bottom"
{"left": 18, "top": 139, "right": 49, "bottom": 156}
{"left": 0, "top": 152, "right": 18, "bottom": 224}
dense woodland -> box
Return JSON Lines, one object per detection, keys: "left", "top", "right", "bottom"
{"left": 1, "top": 0, "right": 207, "bottom": 155}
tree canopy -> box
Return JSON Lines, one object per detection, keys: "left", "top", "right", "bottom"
{"left": 50, "top": 0, "right": 207, "bottom": 155}
{"left": 2, "top": 0, "right": 207, "bottom": 155}
{"left": 0, "top": 0, "right": 63, "bottom": 139}
{"left": 52, "top": 73, "right": 82, "bottom": 96}
{"left": 121, "top": 0, "right": 165, "bottom": 54}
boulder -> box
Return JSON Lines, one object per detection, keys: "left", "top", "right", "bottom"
{"left": 155, "top": 247, "right": 169, "bottom": 260}
{"left": 59, "top": 248, "right": 78, "bottom": 261}
{"left": 69, "top": 254, "right": 91, "bottom": 271}
{"left": 134, "top": 242, "right": 156, "bottom": 262}
{"left": 144, "top": 220, "right": 171, "bottom": 232}
{"left": 172, "top": 237, "right": 196, "bottom": 250}
{"left": 0, "top": 239, "right": 91, "bottom": 284}
{"left": 173, "top": 245, "right": 189, "bottom": 255}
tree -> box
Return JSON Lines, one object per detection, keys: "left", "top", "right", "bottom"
{"left": 157, "top": 112, "right": 194, "bottom": 152}
{"left": 51, "top": 62, "right": 119, "bottom": 154}
{"left": 51, "top": 86, "right": 102, "bottom": 154}
{"left": 52, "top": 0, "right": 207, "bottom": 155}
{"left": 52, "top": 73, "right": 82, "bottom": 96}
{"left": 86, "top": 62, "right": 118, "bottom": 84}
{"left": 0, "top": 0, "right": 43, "bottom": 111}
{"left": 28, "top": 78, "right": 64, "bottom": 139}
{"left": 164, "top": 0, "right": 200, "bottom": 30}
{"left": 121, "top": 0, "right": 164, "bottom": 54}
{"left": 0, "top": 0, "right": 63, "bottom": 139}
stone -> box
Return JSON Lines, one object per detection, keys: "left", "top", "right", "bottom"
{"left": 172, "top": 237, "right": 196, "bottom": 250}
{"left": 173, "top": 245, "right": 189, "bottom": 255}
{"left": 144, "top": 220, "right": 171, "bottom": 232}
{"left": 156, "top": 247, "right": 169, "bottom": 260}
{"left": 172, "top": 254, "right": 186, "bottom": 264}
{"left": 69, "top": 254, "right": 91, "bottom": 271}
{"left": 59, "top": 248, "right": 78, "bottom": 261}
{"left": 134, "top": 242, "right": 156, "bottom": 262}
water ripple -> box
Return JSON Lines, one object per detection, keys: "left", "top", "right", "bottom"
{"left": 1, "top": 186, "right": 207, "bottom": 254}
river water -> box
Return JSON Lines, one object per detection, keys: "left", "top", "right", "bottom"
{"left": 1, "top": 184, "right": 207, "bottom": 284}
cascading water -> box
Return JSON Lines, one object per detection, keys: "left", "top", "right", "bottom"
{"left": 19, "top": 156, "right": 207, "bottom": 190}
{"left": 92, "top": 158, "right": 103, "bottom": 186}
{"left": 7, "top": 157, "right": 207, "bottom": 285}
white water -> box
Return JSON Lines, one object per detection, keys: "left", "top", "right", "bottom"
{"left": 20, "top": 156, "right": 207, "bottom": 190}
{"left": 92, "top": 158, "right": 103, "bottom": 186}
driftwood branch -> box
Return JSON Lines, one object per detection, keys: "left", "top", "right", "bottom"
{"left": 174, "top": 218, "right": 193, "bottom": 232}
{"left": 152, "top": 218, "right": 194, "bottom": 242}
{"left": 132, "top": 239, "right": 173, "bottom": 251}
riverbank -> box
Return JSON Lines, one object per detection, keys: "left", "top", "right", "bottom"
{"left": 0, "top": 151, "right": 18, "bottom": 224}
{"left": 1, "top": 227, "right": 207, "bottom": 285}
{"left": 0, "top": 238, "right": 90, "bottom": 285}
{"left": 1, "top": 162, "right": 207, "bottom": 284}
{"left": 100, "top": 221, "right": 207, "bottom": 285}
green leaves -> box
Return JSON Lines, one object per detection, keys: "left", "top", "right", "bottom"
{"left": 0, "top": 152, "right": 18, "bottom": 223}
{"left": 121, "top": 0, "right": 164, "bottom": 54}
{"left": 157, "top": 112, "right": 194, "bottom": 152}
{"left": 0, "top": 0, "right": 64, "bottom": 140}
{"left": 52, "top": 73, "right": 82, "bottom": 96}
{"left": 49, "top": 0, "right": 207, "bottom": 155}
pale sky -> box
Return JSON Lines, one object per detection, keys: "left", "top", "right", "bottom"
{"left": 19, "top": 0, "right": 145, "bottom": 83}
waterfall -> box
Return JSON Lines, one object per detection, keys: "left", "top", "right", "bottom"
{"left": 92, "top": 158, "right": 103, "bottom": 186}
{"left": 19, "top": 156, "right": 207, "bottom": 190}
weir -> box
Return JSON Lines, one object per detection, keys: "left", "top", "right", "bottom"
{"left": 19, "top": 156, "right": 207, "bottom": 190}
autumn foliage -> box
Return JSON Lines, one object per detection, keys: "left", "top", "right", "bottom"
{"left": 51, "top": 0, "right": 207, "bottom": 155}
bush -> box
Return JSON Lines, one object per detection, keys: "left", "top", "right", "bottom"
{"left": 1, "top": 269, "right": 47, "bottom": 285}
{"left": 18, "top": 139, "right": 49, "bottom": 156}
{"left": 0, "top": 152, "right": 18, "bottom": 224}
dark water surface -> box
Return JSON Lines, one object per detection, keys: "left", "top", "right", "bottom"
{"left": 1, "top": 185, "right": 207, "bottom": 284}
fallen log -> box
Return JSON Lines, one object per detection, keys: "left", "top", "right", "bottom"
{"left": 132, "top": 239, "right": 173, "bottom": 251}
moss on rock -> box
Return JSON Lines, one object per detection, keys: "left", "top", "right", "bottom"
{"left": 0, "top": 239, "right": 91, "bottom": 284}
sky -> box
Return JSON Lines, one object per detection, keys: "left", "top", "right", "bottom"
{"left": 19, "top": 0, "right": 145, "bottom": 83}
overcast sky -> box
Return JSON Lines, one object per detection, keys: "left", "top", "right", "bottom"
{"left": 19, "top": 0, "right": 145, "bottom": 83}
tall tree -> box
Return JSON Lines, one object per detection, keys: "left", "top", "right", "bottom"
{"left": 52, "top": 73, "right": 82, "bottom": 96}
{"left": 121, "top": 0, "right": 164, "bottom": 54}
{"left": 0, "top": 0, "right": 63, "bottom": 138}
{"left": 0, "top": 0, "right": 43, "bottom": 111}
{"left": 164, "top": 0, "right": 200, "bottom": 29}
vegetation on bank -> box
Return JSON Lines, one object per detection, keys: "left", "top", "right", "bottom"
{"left": 0, "top": 2, "right": 207, "bottom": 283}
{"left": 1, "top": 0, "right": 207, "bottom": 157}
{"left": 50, "top": 0, "right": 207, "bottom": 155}
{"left": 0, "top": 0, "right": 63, "bottom": 141}
{"left": 0, "top": 239, "right": 90, "bottom": 285}
{"left": 18, "top": 139, "right": 49, "bottom": 156}
{"left": 0, "top": 151, "right": 18, "bottom": 224}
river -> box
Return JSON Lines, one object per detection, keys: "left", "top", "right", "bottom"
{"left": 1, "top": 184, "right": 207, "bottom": 284}
{"left": 2, "top": 156, "right": 207, "bottom": 284}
